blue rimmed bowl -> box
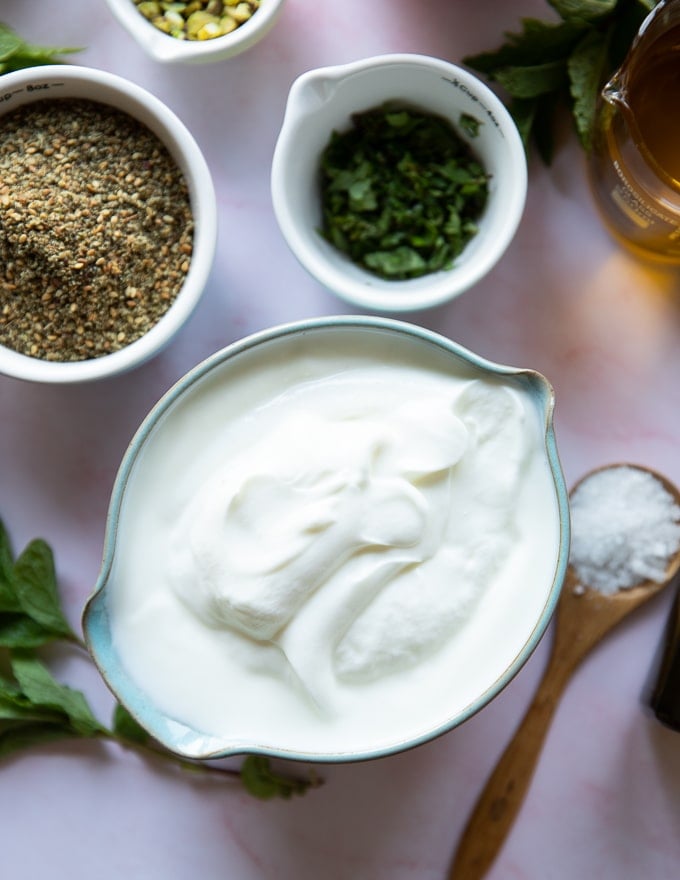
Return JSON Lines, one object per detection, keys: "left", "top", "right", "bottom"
{"left": 83, "top": 316, "right": 569, "bottom": 763}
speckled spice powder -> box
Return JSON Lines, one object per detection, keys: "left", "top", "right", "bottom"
{"left": 0, "top": 98, "right": 194, "bottom": 362}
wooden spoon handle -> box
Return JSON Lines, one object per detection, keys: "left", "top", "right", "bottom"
{"left": 447, "top": 659, "right": 571, "bottom": 880}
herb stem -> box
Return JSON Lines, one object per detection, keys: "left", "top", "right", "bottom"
{"left": 106, "top": 731, "right": 243, "bottom": 780}
{"left": 68, "top": 633, "right": 89, "bottom": 652}
{"left": 99, "top": 729, "right": 322, "bottom": 792}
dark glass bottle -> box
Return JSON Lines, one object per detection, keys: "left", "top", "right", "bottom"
{"left": 650, "top": 587, "right": 680, "bottom": 731}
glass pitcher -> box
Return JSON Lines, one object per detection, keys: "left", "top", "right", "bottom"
{"left": 588, "top": 0, "right": 680, "bottom": 262}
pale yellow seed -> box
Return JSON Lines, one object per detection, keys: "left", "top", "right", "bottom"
{"left": 197, "top": 22, "right": 221, "bottom": 38}
{"left": 230, "top": 2, "right": 252, "bottom": 22}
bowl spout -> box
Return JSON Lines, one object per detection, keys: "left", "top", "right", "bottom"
{"left": 287, "top": 70, "right": 343, "bottom": 116}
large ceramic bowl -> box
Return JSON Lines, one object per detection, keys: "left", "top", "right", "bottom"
{"left": 83, "top": 316, "right": 569, "bottom": 763}
{"left": 0, "top": 65, "right": 217, "bottom": 384}
{"left": 271, "top": 54, "right": 527, "bottom": 313}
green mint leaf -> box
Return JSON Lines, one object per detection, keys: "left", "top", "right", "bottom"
{"left": 0, "top": 613, "right": 57, "bottom": 648}
{"left": 493, "top": 59, "right": 569, "bottom": 98}
{"left": 112, "top": 704, "right": 150, "bottom": 746}
{"left": 0, "top": 520, "right": 20, "bottom": 613}
{"left": 0, "top": 692, "right": 67, "bottom": 724}
{"left": 0, "top": 25, "right": 23, "bottom": 61}
{"left": 0, "top": 579, "right": 20, "bottom": 612}
{"left": 240, "top": 755, "right": 313, "bottom": 800}
{"left": 607, "top": 0, "right": 655, "bottom": 69}
{"left": 11, "top": 539, "right": 75, "bottom": 640}
{"left": 509, "top": 98, "right": 539, "bottom": 150}
{"left": 0, "top": 721, "right": 78, "bottom": 759}
{"left": 464, "top": 18, "right": 588, "bottom": 73}
{"left": 0, "top": 671, "right": 21, "bottom": 697}
{"left": 0, "top": 519, "right": 13, "bottom": 578}
{"left": 0, "top": 23, "right": 81, "bottom": 71}
{"left": 348, "top": 178, "right": 377, "bottom": 212}
{"left": 364, "top": 246, "right": 428, "bottom": 277}
{"left": 10, "top": 650, "right": 103, "bottom": 736}
{"left": 0, "top": 669, "right": 66, "bottom": 725}
{"left": 568, "top": 28, "right": 612, "bottom": 149}
{"left": 532, "top": 95, "right": 560, "bottom": 165}
{"left": 240, "top": 756, "right": 283, "bottom": 799}
{"left": 1, "top": 51, "right": 80, "bottom": 73}
{"left": 14, "top": 43, "right": 82, "bottom": 62}
{"left": 459, "top": 113, "right": 482, "bottom": 138}
{"left": 548, "top": 0, "right": 617, "bottom": 21}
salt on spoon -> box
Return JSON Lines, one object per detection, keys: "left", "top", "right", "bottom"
{"left": 569, "top": 465, "right": 680, "bottom": 595}
{"left": 447, "top": 463, "right": 680, "bottom": 880}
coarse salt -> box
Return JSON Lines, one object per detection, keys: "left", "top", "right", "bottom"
{"left": 569, "top": 466, "right": 680, "bottom": 594}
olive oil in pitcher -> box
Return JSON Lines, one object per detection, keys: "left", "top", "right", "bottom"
{"left": 588, "top": 0, "right": 680, "bottom": 262}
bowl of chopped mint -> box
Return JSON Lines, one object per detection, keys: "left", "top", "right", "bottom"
{"left": 271, "top": 53, "right": 527, "bottom": 313}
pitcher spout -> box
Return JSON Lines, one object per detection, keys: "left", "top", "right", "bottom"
{"left": 601, "top": 72, "right": 628, "bottom": 110}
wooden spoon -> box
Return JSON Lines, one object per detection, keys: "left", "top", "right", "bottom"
{"left": 447, "top": 463, "right": 680, "bottom": 880}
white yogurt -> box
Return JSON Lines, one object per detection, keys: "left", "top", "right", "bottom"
{"left": 109, "top": 328, "right": 561, "bottom": 755}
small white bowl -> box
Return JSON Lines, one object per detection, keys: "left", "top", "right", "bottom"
{"left": 271, "top": 54, "right": 527, "bottom": 313}
{"left": 104, "top": 0, "right": 286, "bottom": 64}
{"left": 0, "top": 65, "right": 217, "bottom": 384}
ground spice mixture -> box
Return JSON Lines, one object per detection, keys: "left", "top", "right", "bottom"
{"left": 0, "top": 98, "right": 194, "bottom": 362}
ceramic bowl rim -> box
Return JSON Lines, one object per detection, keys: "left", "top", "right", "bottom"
{"left": 83, "top": 315, "right": 570, "bottom": 764}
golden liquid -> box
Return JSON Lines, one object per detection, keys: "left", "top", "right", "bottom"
{"left": 627, "top": 24, "right": 680, "bottom": 185}
{"left": 588, "top": 23, "right": 680, "bottom": 261}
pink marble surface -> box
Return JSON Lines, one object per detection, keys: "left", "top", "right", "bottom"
{"left": 1, "top": 1, "right": 679, "bottom": 878}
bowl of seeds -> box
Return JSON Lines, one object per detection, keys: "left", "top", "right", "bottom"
{"left": 105, "top": 0, "right": 286, "bottom": 64}
{"left": 271, "top": 53, "right": 527, "bottom": 313}
{"left": 0, "top": 65, "right": 217, "bottom": 383}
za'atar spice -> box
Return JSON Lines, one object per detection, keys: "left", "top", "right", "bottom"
{"left": 0, "top": 98, "right": 193, "bottom": 362}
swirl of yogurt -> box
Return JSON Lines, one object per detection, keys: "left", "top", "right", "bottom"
{"left": 167, "top": 377, "right": 528, "bottom": 704}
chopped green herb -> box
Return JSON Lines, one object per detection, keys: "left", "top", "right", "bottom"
{"left": 459, "top": 113, "right": 482, "bottom": 138}
{"left": 319, "top": 104, "right": 489, "bottom": 281}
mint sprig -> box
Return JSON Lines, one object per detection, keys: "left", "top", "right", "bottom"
{"left": 463, "top": 0, "right": 657, "bottom": 162}
{"left": 0, "top": 23, "right": 81, "bottom": 74}
{"left": 0, "top": 521, "right": 81, "bottom": 648}
{"left": 240, "top": 754, "right": 321, "bottom": 800}
{"left": 0, "top": 519, "right": 320, "bottom": 800}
